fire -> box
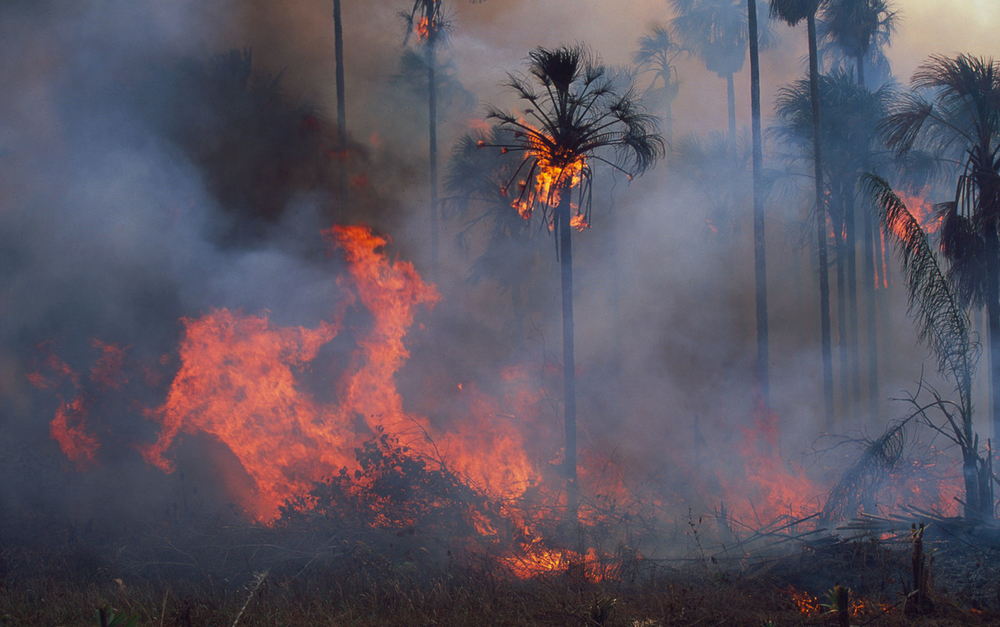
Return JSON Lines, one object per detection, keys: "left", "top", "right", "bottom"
{"left": 135, "top": 226, "right": 440, "bottom": 520}
{"left": 895, "top": 191, "right": 939, "bottom": 235}
{"left": 30, "top": 340, "right": 132, "bottom": 469}
{"left": 51, "top": 397, "right": 100, "bottom": 469}
{"left": 139, "top": 309, "right": 345, "bottom": 518}
{"left": 414, "top": 16, "right": 432, "bottom": 42}
{"left": 570, "top": 213, "right": 590, "bottom": 231}
{"left": 527, "top": 140, "right": 585, "bottom": 209}
{"left": 714, "top": 402, "right": 821, "bottom": 523}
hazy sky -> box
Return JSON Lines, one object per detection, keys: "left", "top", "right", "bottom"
{"left": 226, "top": 0, "right": 999, "bottom": 155}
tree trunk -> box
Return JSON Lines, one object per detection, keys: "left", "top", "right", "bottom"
{"left": 333, "top": 0, "right": 347, "bottom": 199}
{"left": 748, "top": 0, "right": 769, "bottom": 403}
{"left": 845, "top": 183, "right": 860, "bottom": 409}
{"left": 427, "top": 41, "right": 439, "bottom": 280}
{"left": 863, "top": 199, "right": 880, "bottom": 422}
{"left": 987, "top": 242, "right": 1000, "bottom": 450}
{"left": 333, "top": 0, "right": 346, "bottom": 145}
{"left": 834, "top": 191, "right": 848, "bottom": 418}
{"left": 856, "top": 51, "right": 880, "bottom": 425}
{"left": 726, "top": 72, "right": 736, "bottom": 149}
{"left": 558, "top": 193, "right": 579, "bottom": 524}
{"left": 809, "top": 14, "right": 835, "bottom": 428}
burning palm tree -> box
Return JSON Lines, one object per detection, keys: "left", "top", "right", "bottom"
{"left": 480, "top": 45, "right": 663, "bottom": 521}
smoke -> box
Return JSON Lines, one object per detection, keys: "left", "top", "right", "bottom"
{"left": 0, "top": 0, "right": 982, "bottom": 542}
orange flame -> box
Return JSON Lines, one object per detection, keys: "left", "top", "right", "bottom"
{"left": 414, "top": 16, "right": 431, "bottom": 41}
{"left": 138, "top": 226, "right": 439, "bottom": 520}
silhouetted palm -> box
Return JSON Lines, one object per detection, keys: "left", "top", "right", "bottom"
{"left": 881, "top": 54, "right": 1000, "bottom": 442}
{"left": 401, "top": 0, "right": 452, "bottom": 278}
{"left": 632, "top": 26, "right": 683, "bottom": 143}
{"left": 818, "top": 0, "right": 898, "bottom": 423}
{"left": 769, "top": 0, "right": 835, "bottom": 425}
{"left": 445, "top": 127, "right": 546, "bottom": 343}
{"left": 670, "top": 0, "right": 771, "bottom": 145}
{"left": 819, "top": 0, "right": 897, "bottom": 87}
{"left": 482, "top": 45, "right": 663, "bottom": 519}
{"left": 776, "top": 71, "right": 895, "bottom": 418}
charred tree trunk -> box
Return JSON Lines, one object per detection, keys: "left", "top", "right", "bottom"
{"left": 558, "top": 193, "right": 579, "bottom": 524}
{"left": 809, "top": 13, "right": 835, "bottom": 428}
{"left": 834, "top": 192, "right": 848, "bottom": 418}
{"left": 987, "top": 236, "right": 1000, "bottom": 452}
{"left": 427, "top": 40, "right": 439, "bottom": 280}
{"left": 333, "top": 0, "right": 346, "bottom": 144}
{"left": 333, "top": 0, "right": 347, "bottom": 198}
{"left": 845, "top": 185, "right": 860, "bottom": 409}
{"left": 863, "top": 202, "right": 880, "bottom": 422}
{"left": 856, "top": 51, "right": 880, "bottom": 424}
{"left": 748, "top": 0, "right": 769, "bottom": 403}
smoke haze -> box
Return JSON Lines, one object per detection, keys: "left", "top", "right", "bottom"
{"left": 0, "top": 0, "right": 990, "bottom": 539}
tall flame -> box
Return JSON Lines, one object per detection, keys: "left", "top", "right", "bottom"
{"left": 139, "top": 225, "right": 439, "bottom": 520}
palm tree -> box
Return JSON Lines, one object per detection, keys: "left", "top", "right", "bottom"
{"left": 819, "top": 0, "right": 898, "bottom": 88}
{"left": 775, "top": 71, "right": 896, "bottom": 419}
{"left": 819, "top": 0, "right": 898, "bottom": 424}
{"left": 669, "top": 0, "right": 771, "bottom": 146}
{"left": 401, "top": 0, "right": 451, "bottom": 279}
{"left": 769, "top": 0, "right": 835, "bottom": 426}
{"left": 632, "top": 26, "right": 683, "bottom": 144}
{"left": 333, "top": 0, "right": 346, "bottom": 143}
{"left": 864, "top": 175, "right": 992, "bottom": 520}
{"left": 333, "top": 0, "right": 347, "bottom": 198}
{"left": 747, "top": 0, "right": 769, "bottom": 402}
{"left": 482, "top": 46, "right": 663, "bottom": 520}
{"left": 881, "top": 54, "right": 1000, "bottom": 443}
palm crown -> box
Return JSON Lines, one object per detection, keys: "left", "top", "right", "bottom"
{"left": 483, "top": 46, "right": 663, "bottom": 235}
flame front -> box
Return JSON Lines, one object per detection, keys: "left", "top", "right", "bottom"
{"left": 137, "top": 225, "right": 440, "bottom": 520}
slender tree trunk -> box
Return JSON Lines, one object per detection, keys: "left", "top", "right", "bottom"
{"left": 333, "top": 0, "right": 347, "bottom": 198}
{"left": 987, "top": 236, "right": 1000, "bottom": 451}
{"left": 748, "top": 0, "right": 769, "bottom": 403}
{"left": 863, "top": 197, "right": 880, "bottom": 422}
{"left": 834, "top": 193, "right": 848, "bottom": 418}
{"left": 558, "top": 192, "right": 579, "bottom": 524}
{"left": 809, "top": 14, "right": 835, "bottom": 428}
{"left": 427, "top": 41, "right": 439, "bottom": 280}
{"left": 726, "top": 72, "right": 736, "bottom": 148}
{"left": 845, "top": 184, "right": 860, "bottom": 409}
{"left": 856, "top": 52, "right": 880, "bottom": 424}
{"left": 333, "top": 0, "right": 346, "bottom": 144}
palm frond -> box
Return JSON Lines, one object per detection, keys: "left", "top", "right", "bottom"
{"left": 863, "top": 174, "right": 976, "bottom": 414}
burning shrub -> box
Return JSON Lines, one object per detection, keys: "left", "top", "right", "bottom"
{"left": 277, "top": 428, "right": 502, "bottom": 541}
